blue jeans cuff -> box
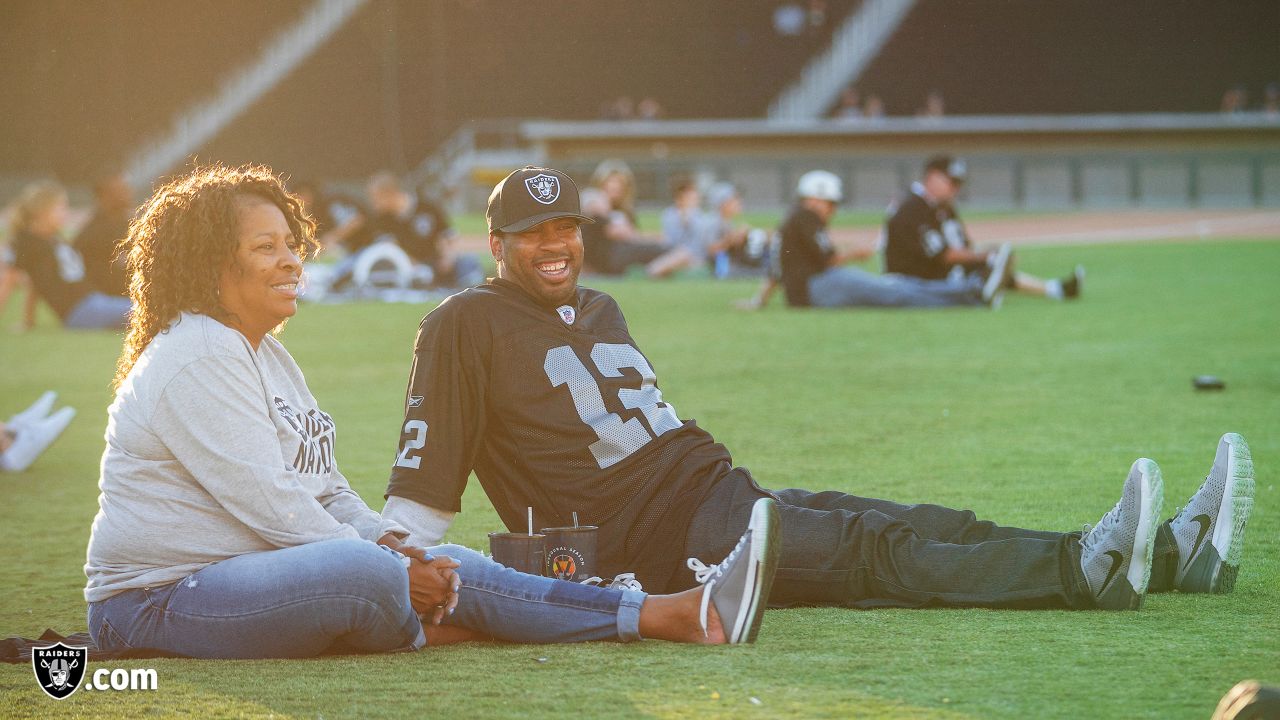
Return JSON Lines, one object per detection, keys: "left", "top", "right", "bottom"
{"left": 616, "top": 589, "right": 645, "bottom": 642}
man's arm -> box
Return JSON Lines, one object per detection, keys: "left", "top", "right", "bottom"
{"left": 384, "top": 300, "right": 489, "bottom": 536}
{"left": 940, "top": 246, "right": 989, "bottom": 267}
{"left": 381, "top": 495, "right": 456, "bottom": 547}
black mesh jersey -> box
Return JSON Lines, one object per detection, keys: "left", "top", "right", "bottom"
{"left": 386, "top": 278, "right": 732, "bottom": 591}
{"left": 883, "top": 184, "right": 972, "bottom": 280}
{"left": 778, "top": 204, "right": 834, "bottom": 307}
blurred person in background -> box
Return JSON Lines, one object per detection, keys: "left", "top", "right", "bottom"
{"left": 291, "top": 179, "right": 365, "bottom": 250}
{"left": 580, "top": 159, "right": 668, "bottom": 274}
{"left": 863, "top": 94, "right": 886, "bottom": 120}
{"left": 10, "top": 180, "right": 131, "bottom": 329}
{"left": 737, "top": 170, "right": 995, "bottom": 310}
{"left": 86, "top": 162, "right": 775, "bottom": 658}
{"left": 355, "top": 172, "right": 481, "bottom": 290}
{"left": 883, "top": 155, "right": 1083, "bottom": 302}
{"left": 73, "top": 172, "right": 133, "bottom": 297}
{"left": 646, "top": 177, "right": 706, "bottom": 278}
{"left": 636, "top": 97, "right": 664, "bottom": 120}
{"left": 918, "top": 90, "right": 946, "bottom": 119}
{"left": 832, "top": 85, "right": 862, "bottom": 121}
{"left": 700, "top": 183, "right": 768, "bottom": 279}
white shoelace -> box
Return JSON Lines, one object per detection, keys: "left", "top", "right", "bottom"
{"left": 578, "top": 572, "right": 644, "bottom": 592}
{"left": 1080, "top": 500, "right": 1122, "bottom": 554}
{"left": 686, "top": 558, "right": 720, "bottom": 637}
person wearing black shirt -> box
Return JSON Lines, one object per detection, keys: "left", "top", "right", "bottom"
{"left": 579, "top": 160, "right": 668, "bottom": 275}
{"left": 73, "top": 173, "right": 133, "bottom": 297}
{"left": 292, "top": 180, "right": 365, "bottom": 250}
{"left": 10, "top": 181, "right": 130, "bottom": 329}
{"left": 739, "top": 171, "right": 993, "bottom": 310}
{"left": 884, "top": 156, "right": 1083, "bottom": 301}
{"left": 354, "top": 173, "right": 481, "bottom": 289}
{"left": 381, "top": 166, "right": 1249, "bottom": 614}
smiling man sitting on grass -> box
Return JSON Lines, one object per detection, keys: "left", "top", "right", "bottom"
{"left": 380, "top": 165, "right": 1257, "bottom": 614}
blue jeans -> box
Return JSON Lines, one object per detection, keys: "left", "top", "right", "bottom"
{"left": 87, "top": 539, "right": 644, "bottom": 659}
{"left": 434, "top": 543, "right": 644, "bottom": 643}
{"left": 808, "top": 267, "right": 983, "bottom": 308}
{"left": 64, "top": 292, "right": 131, "bottom": 329}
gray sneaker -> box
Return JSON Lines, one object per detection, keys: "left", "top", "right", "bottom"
{"left": 1080, "top": 458, "right": 1163, "bottom": 610}
{"left": 1166, "top": 433, "right": 1255, "bottom": 593}
{"left": 686, "top": 497, "right": 780, "bottom": 644}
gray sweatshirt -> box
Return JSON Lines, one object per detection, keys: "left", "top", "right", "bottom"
{"left": 85, "top": 313, "right": 402, "bottom": 602}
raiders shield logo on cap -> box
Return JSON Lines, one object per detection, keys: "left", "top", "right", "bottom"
{"left": 556, "top": 305, "right": 576, "bottom": 325}
{"left": 524, "top": 174, "right": 561, "bottom": 205}
{"left": 32, "top": 642, "right": 87, "bottom": 700}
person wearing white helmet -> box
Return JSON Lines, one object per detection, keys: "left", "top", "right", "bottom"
{"left": 737, "top": 170, "right": 996, "bottom": 310}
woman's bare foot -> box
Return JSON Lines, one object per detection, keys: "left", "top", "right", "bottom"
{"left": 637, "top": 586, "right": 725, "bottom": 644}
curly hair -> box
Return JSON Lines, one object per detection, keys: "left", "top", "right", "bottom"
{"left": 114, "top": 163, "right": 317, "bottom": 389}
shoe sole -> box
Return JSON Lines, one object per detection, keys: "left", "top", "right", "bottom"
{"left": 982, "top": 243, "right": 1011, "bottom": 304}
{"left": 1128, "top": 458, "right": 1163, "bottom": 603}
{"left": 1207, "top": 433, "right": 1255, "bottom": 592}
{"left": 731, "top": 498, "right": 780, "bottom": 644}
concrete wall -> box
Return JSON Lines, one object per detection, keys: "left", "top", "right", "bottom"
{"left": 512, "top": 114, "right": 1280, "bottom": 211}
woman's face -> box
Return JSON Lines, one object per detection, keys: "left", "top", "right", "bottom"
{"left": 217, "top": 197, "right": 301, "bottom": 346}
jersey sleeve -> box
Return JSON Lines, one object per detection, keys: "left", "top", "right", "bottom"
{"left": 384, "top": 298, "right": 490, "bottom": 512}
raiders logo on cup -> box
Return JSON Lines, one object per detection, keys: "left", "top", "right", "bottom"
{"left": 32, "top": 642, "right": 87, "bottom": 700}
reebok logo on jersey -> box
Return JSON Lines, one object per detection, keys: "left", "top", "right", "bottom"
{"left": 524, "top": 174, "right": 561, "bottom": 205}
{"left": 408, "top": 395, "right": 424, "bottom": 408}
{"left": 556, "top": 305, "right": 576, "bottom": 325}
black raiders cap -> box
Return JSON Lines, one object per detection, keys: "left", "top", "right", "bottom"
{"left": 924, "top": 155, "right": 968, "bottom": 184}
{"left": 487, "top": 166, "right": 595, "bottom": 233}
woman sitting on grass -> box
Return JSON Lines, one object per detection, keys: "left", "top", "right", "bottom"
{"left": 84, "top": 163, "right": 778, "bottom": 659}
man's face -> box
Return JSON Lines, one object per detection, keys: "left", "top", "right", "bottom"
{"left": 491, "top": 217, "right": 584, "bottom": 306}
{"left": 923, "top": 170, "right": 960, "bottom": 203}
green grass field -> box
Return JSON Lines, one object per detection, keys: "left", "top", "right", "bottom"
{"left": 1, "top": 238, "right": 1277, "bottom": 719}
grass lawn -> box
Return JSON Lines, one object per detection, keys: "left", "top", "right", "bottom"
{"left": 1, "top": 238, "right": 1277, "bottom": 719}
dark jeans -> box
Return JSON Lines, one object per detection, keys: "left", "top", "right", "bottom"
{"left": 684, "top": 469, "right": 1092, "bottom": 609}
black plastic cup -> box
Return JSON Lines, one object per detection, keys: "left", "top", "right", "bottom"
{"left": 540, "top": 526, "right": 598, "bottom": 582}
{"left": 488, "top": 532, "right": 546, "bottom": 576}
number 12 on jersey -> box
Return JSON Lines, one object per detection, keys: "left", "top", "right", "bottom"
{"left": 544, "top": 343, "right": 681, "bottom": 469}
